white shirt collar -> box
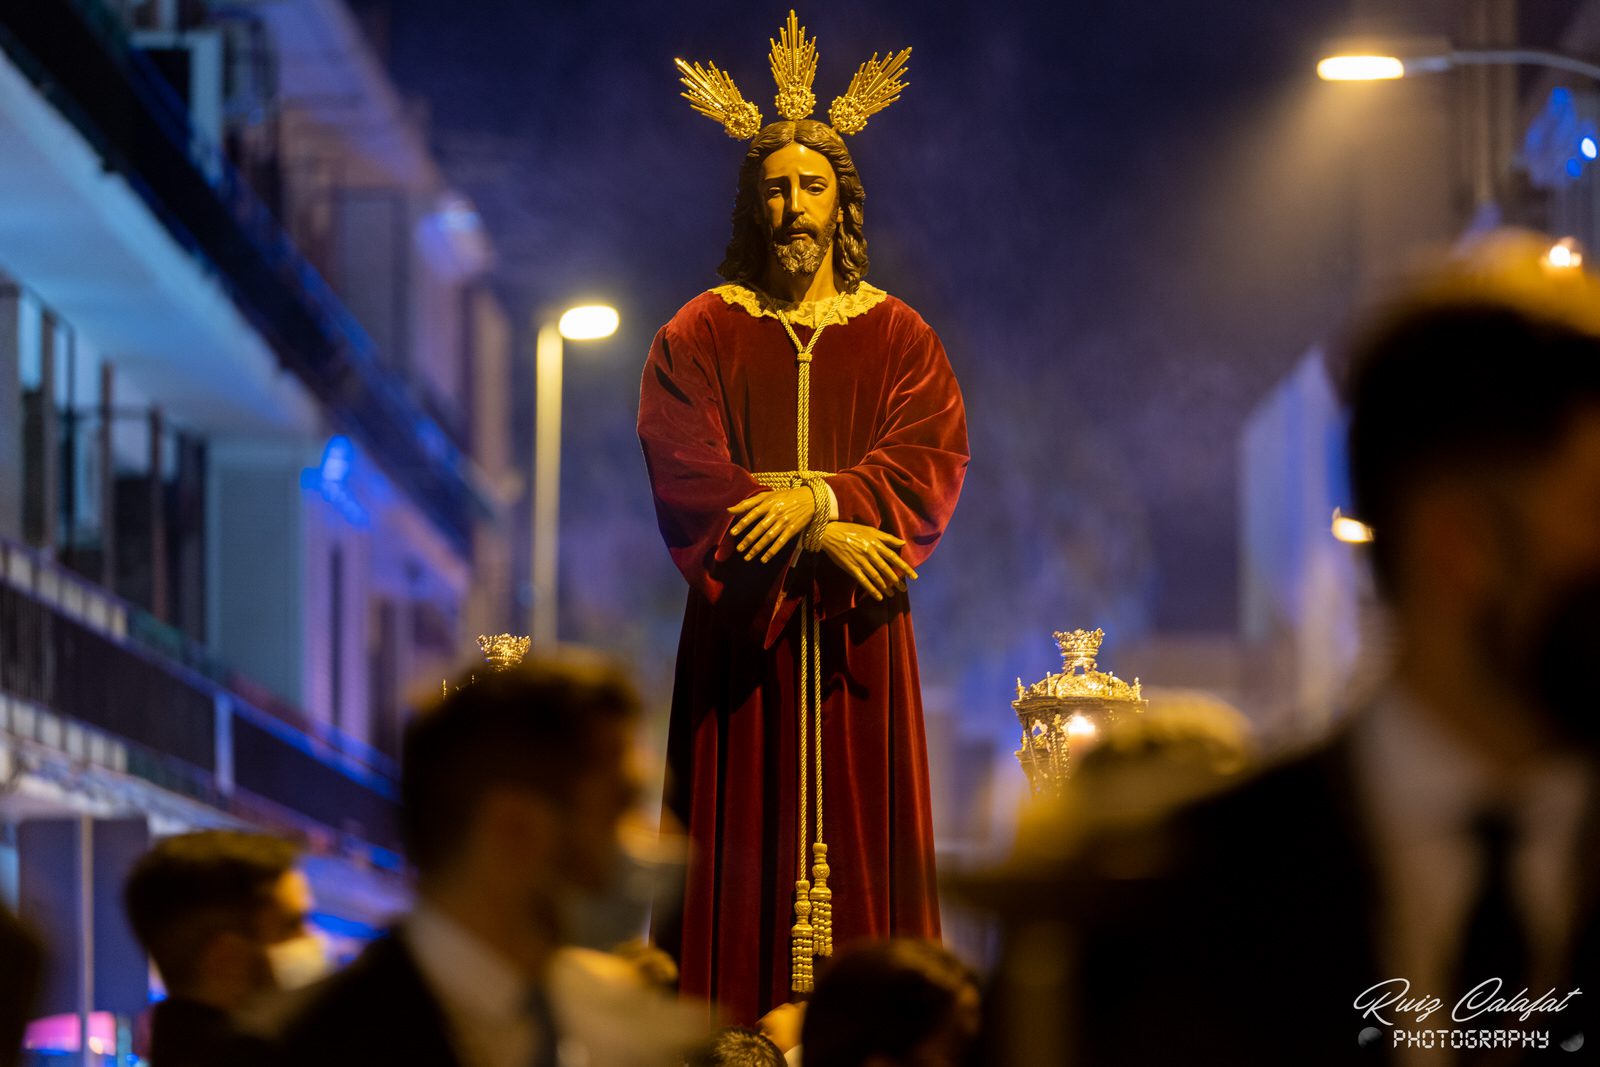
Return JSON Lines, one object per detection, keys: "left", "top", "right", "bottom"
{"left": 403, "top": 902, "right": 531, "bottom": 1023}
{"left": 1350, "top": 680, "right": 1595, "bottom": 1003}
{"left": 1354, "top": 683, "right": 1592, "bottom": 841}
{"left": 400, "top": 906, "right": 709, "bottom": 1067}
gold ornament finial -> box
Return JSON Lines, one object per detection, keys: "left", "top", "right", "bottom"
{"left": 477, "top": 633, "right": 530, "bottom": 672}
{"left": 827, "top": 47, "right": 912, "bottom": 135}
{"left": 1054, "top": 628, "right": 1104, "bottom": 673}
{"left": 675, "top": 57, "right": 763, "bottom": 139}
{"left": 769, "top": 11, "right": 819, "bottom": 121}
{"left": 675, "top": 14, "right": 910, "bottom": 139}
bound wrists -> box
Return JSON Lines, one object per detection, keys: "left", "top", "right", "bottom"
{"left": 800, "top": 477, "right": 832, "bottom": 551}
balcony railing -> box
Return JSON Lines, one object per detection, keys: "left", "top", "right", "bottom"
{"left": 0, "top": 536, "right": 401, "bottom": 861}
{"left": 0, "top": 0, "right": 486, "bottom": 554}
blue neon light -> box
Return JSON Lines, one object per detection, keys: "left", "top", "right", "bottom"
{"left": 320, "top": 435, "right": 353, "bottom": 484}
{"left": 1525, "top": 88, "right": 1589, "bottom": 188}
{"left": 300, "top": 435, "right": 369, "bottom": 526}
{"left": 311, "top": 910, "right": 386, "bottom": 942}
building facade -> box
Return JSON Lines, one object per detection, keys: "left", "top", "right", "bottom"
{"left": 0, "top": 1, "right": 516, "bottom": 1057}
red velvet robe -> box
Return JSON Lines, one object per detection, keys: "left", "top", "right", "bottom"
{"left": 638, "top": 284, "right": 969, "bottom": 1023}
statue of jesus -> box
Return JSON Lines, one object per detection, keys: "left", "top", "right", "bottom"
{"left": 638, "top": 15, "right": 968, "bottom": 1023}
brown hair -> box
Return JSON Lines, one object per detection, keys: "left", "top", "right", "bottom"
{"left": 400, "top": 652, "right": 639, "bottom": 875}
{"left": 802, "top": 939, "right": 979, "bottom": 1067}
{"left": 719, "top": 120, "right": 869, "bottom": 293}
{"left": 122, "top": 830, "right": 300, "bottom": 989}
{"left": 1345, "top": 302, "right": 1600, "bottom": 597}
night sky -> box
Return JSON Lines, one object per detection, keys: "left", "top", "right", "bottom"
{"left": 361, "top": 0, "right": 1412, "bottom": 727}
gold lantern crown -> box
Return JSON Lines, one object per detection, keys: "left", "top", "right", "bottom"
{"left": 1012, "top": 628, "right": 1147, "bottom": 795}
{"left": 477, "top": 633, "right": 531, "bottom": 672}
{"left": 441, "top": 633, "right": 531, "bottom": 700}
{"left": 675, "top": 10, "right": 911, "bottom": 139}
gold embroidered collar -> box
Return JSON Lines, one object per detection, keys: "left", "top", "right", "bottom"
{"left": 712, "top": 282, "right": 888, "bottom": 327}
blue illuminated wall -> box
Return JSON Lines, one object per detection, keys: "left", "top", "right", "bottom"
{"left": 1238, "top": 349, "right": 1365, "bottom": 736}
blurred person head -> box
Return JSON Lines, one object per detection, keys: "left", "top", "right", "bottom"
{"left": 0, "top": 905, "right": 42, "bottom": 1067}
{"left": 611, "top": 938, "right": 679, "bottom": 993}
{"left": 802, "top": 939, "right": 980, "bottom": 1067}
{"left": 123, "top": 831, "right": 319, "bottom": 1011}
{"left": 1064, "top": 690, "right": 1256, "bottom": 831}
{"left": 720, "top": 119, "right": 868, "bottom": 293}
{"left": 1343, "top": 229, "right": 1600, "bottom": 759}
{"left": 684, "top": 1026, "right": 786, "bottom": 1067}
{"left": 402, "top": 651, "right": 644, "bottom": 969}
{"left": 757, "top": 1001, "right": 804, "bottom": 1055}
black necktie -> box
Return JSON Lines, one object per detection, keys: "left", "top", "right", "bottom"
{"left": 1453, "top": 807, "right": 1529, "bottom": 1067}
{"left": 526, "top": 985, "right": 561, "bottom": 1067}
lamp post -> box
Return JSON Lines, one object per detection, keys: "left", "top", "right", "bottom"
{"left": 1318, "top": 40, "right": 1600, "bottom": 216}
{"left": 531, "top": 303, "right": 619, "bottom": 648}
{"left": 1318, "top": 48, "right": 1600, "bottom": 83}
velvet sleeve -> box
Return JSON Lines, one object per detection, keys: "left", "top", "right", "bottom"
{"left": 638, "top": 317, "right": 797, "bottom": 628}
{"left": 824, "top": 321, "right": 970, "bottom": 568}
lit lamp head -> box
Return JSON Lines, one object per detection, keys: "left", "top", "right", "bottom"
{"left": 1316, "top": 37, "right": 1455, "bottom": 81}
{"left": 1331, "top": 507, "right": 1376, "bottom": 545}
{"left": 558, "top": 305, "right": 620, "bottom": 341}
{"left": 1317, "top": 55, "right": 1406, "bottom": 81}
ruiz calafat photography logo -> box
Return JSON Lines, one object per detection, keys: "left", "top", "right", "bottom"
{"left": 1353, "top": 978, "right": 1584, "bottom": 1053}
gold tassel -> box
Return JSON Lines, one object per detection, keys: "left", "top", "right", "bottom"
{"left": 791, "top": 879, "right": 815, "bottom": 993}
{"left": 809, "top": 842, "right": 833, "bottom": 957}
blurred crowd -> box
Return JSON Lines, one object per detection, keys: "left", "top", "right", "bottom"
{"left": 4, "top": 229, "right": 1600, "bottom": 1065}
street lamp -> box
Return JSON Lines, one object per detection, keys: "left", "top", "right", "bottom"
{"left": 1318, "top": 46, "right": 1600, "bottom": 83}
{"left": 1318, "top": 40, "right": 1600, "bottom": 211}
{"left": 531, "top": 303, "right": 619, "bottom": 648}
{"left": 1330, "top": 508, "right": 1374, "bottom": 545}
{"left": 1317, "top": 55, "right": 1404, "bottom": 81}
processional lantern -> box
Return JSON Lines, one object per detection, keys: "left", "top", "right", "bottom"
{"left": 443, "top": 633, "right": 531, "bottom": 697}
{"left": 1013, "top": 628, "right": 1146, "bottom": 795}
{"left": 477, "top": 633, "right": 531, "bottom": 671}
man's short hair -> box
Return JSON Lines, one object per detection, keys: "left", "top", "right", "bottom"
{"left": 400, "top": 652, "right": 640, "bottom": 876}
{"left": 1344, "top": 240, "right": 1600, "bottom": 597}
{"left": 801, "top": 939, "right": 978, "bottom": 1067}
{"left": 685, "top": 1026, "right": 786, "bottom": 1067}
{"left": 122, "top": 831, "right": 300, "bottom": 990}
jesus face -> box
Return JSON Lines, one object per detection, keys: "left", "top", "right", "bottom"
{"left": 759, "top": 141, "right": 842, "bottom": 278}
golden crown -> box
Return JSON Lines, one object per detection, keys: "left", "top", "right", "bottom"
{"left": 476, "top": 633, "right": 530, "bottom": 671}
{"left": 1013, "top": 628, "right": 1146, "bottom": 795}
{"left": 675, "top": 10, "right": 911, "bottom": 139}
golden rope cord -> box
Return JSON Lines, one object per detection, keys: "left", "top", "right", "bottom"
{"left": 752, "top": 293, "right": 842, "bottom": 992}
{"left": 810, "top": 607, "right": 830, "bottom": 956}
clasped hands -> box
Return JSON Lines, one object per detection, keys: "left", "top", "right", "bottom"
{"left": 728, "top": 487, "right": 917, "bottom": 601}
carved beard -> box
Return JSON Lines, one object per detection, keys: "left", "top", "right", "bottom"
{"left": 771, "top": 215, "right": 837, "bottom": 277}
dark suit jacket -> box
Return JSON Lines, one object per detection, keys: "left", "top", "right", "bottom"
{"left": 991, "top": 734, "right": 1598, "bottom": 1066}
{"left": 235, "top": 931, "right": 463, "bottom": 1067}
{"left": 0, "top": 906, "right": 42, "bottom": 1067}
{"left": 148, "top": 998, "right": 240, "bottom": 1067}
